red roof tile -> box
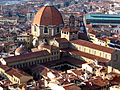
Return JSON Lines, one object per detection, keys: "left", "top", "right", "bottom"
{"left": 87, "top": 76, "right": 109, "bottom": 87}
{"left": 0, "top": 65, "right": 10, "bottom": 71}
{"left": 4, "top": 50, "right": 50, "bottom": 63}
{"left": 63, "top": 83, "right": 81, "bottom": 90}
{"left": 55, "top": 38, "right": 69, "bottom": 44}
{"left": 6, "top": 68, "right": 31, "bottom": 78}
{"left": 63, "top": 49, "right": 110, "bottom": 63}
{"left": 62, "top": 27, "right": 78, "bottom": 32}
{"left": 72, "top": 69, "right": 84, "bottom": 76}
{"left": 37, "top": 56, "right": 86, "bottom": 68}
{"left": 43, "top": 45, "right": 59, "bottom": 50}
{"left": 110, "top": 76, "right": 120, "bottom": 85}
{"left": 33, "top": 6, "right": 63, "bottom": 26}
{"left": 70, "top": 39, "right": 115, "bottom": 54}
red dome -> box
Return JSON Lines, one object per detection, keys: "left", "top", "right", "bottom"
{"left": 33, "top": 6, "right": 63, "bottom": 26}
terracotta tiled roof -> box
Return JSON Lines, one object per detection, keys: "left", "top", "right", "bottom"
{"left": 87, "top": 76, "right": 109, "bottom": 87}
{"left": 63, "top": 83, "right": 81, "bottom": 90}
{"left": 0, "top": 65, "right": 31, "bottom": 78}
{"left": 31, "top": 48, "right": 40, "bottom": 52}
{"left": 4, "top": 50, "right": 50, "bottom": 63}
{"left": 89, "top": 30, "right": 98, "bottom": 35}
{"left": 33, "top": 6, "right": 63, "bottom": 26}
{"left": 0, "top": 42, "right": 16, "bottom": 46}
{"left": 72, "top": 69, "right": 84, "bottom": 76}
{"left": 63, "top": 49, "right": 110, "bottom": 63}
{"left": 62, "top": 27, "right": 78, "bottom": 32}
{"left": 70, "top": 39, "right": 115, "bottom": 54}
{"left": 110, "top": 76, "right": 120, "bottom": 85}
{"left": 15, "top": 47, "right": 26, "bottom": 54}
{"left": 0, "top": 65, "right": 10, "bottom": 71}
{"left": 82, "top": 76, "right": 109, "bottom": 90}
{"left": 55, "top": 38, "right": 69, "bottom": 44}
{"left": 43, "top": 45, "right": 59, "bottom": 50}
{"left": 41, "top": 57, "right": 86, "bottom": 67}
{"left": 6, "top": 68, "right": 31, "bottom": 78}
{"left": 32, "top": 65, "right": 49, "bottom": 77}
{"left": 60, "top": 57, "right": 86, "bottom": 66}
{"left": 109, "top": 72, "right": 120, "bottom": 84}
{"left": 98, "top": 37, "right": 108, "bottom": 42}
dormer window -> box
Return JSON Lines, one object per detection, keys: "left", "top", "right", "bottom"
{"left": 44, "top": 27, "right": 48, "bottom": 33}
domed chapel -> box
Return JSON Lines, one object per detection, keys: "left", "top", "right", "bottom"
{"left": 31, "top": 4, "right": 64, "bottom": 43}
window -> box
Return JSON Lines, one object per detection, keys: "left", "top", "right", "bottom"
{"left": 54, "top": 52, "right": 56, "bottom": 55}
{"left": 100, "top": 52, "right": 101, "bottom": 56}
{"left": 94, "top": 51, "right": 96, "bottom": 55}
{"left": 52, "top": 52, "right": 53, "bottom": 55}
{"left": 105, "top": 54, "right": 107, "bottom": 58}
{"left": 89, "top": 49, "right": 91, "bottom": 53}
{"left": 84, "top": 48, "right": 86, "bottom": 52}
{"left": 115, "top": 54, "right": 118, "bottom": 61}
{"left": 51, "top": 57, "right": 53, "bottom": 60}
{"left": 44, "top": 27, "right": 48, "bottom": 33}
{"left": 70, "top": 32, "right": 72, "bottom": 35}
{"left": 34, "top": 26, "right": 36, "bottom": 31}
{"left": 57, "top": 27, "right": 59, "bottom": 33}
{"left": 64, "top": 32, "right": 66, "bottom": 34}
{"left": 48, "top": 58, "right": 50, "bottom": 61}
{"left": 56, "top": 51, "right": 59, "bottom": 54}
{"left": 78, "top": 47, "right": 80, "bottom": 51}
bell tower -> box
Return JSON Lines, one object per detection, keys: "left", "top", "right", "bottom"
{"left": 69, "top": 15, "right": 75, "bottom": 28}
{"left": 61, "top": 27, "right": 78, "bottom": 41}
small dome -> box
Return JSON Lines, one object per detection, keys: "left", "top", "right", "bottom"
{"left": 32, "top": 5, "right": 63, "bottom": 26}
{"left": 15, "top": 45, "right": 27, "bottom": 55}
{"left": 32, "top": 38, "right": 39, "bottom": 47}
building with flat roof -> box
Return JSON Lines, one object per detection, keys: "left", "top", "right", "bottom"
{"left": 85, "top": 14, "right": 120, "bottom": 26}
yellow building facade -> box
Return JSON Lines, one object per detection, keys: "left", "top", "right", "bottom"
{"left": 0, "top": 65, "right": 33, "bottom": 84}
{"left": 17, "top": 33, "right": 33, "bottom": 47}
{"left": 0, "top": 45, "right": 60, "bottom": 68}
{"left": 88, "top": 32, "right": 110, "bottom": 47}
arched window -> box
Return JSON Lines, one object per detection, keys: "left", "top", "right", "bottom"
{"left": 44, "top": 27, "right": 48, "bottom": 33}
